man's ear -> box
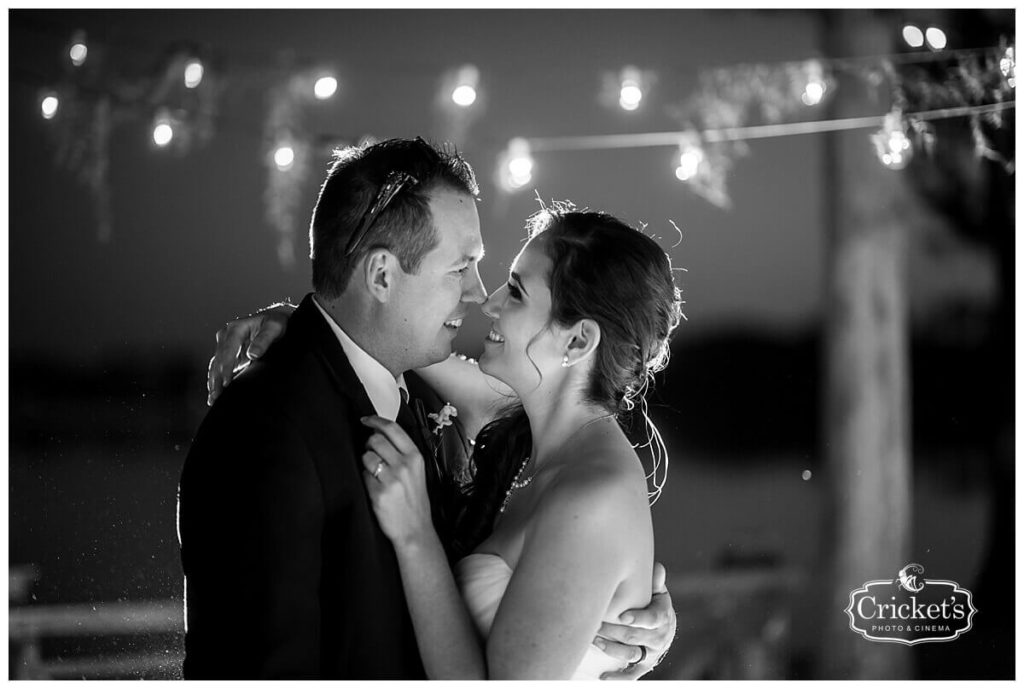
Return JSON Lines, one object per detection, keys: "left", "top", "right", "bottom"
{"left": 564, "top": 318, "right": 601, "bottom": 367}
{"left": 361, "top": 249, "right": 396, "bottom": 303}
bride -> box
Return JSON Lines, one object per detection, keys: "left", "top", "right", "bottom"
{"left": 210, "top": 206, "right": 682, "bottom": 679}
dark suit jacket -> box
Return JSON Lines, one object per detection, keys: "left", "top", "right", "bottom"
{"left": 178, "top": 294, "right": 467, "bottom": 679}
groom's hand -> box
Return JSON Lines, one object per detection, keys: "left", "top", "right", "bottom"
{"left": 595, "top": 562, "right": 676, "bottom": 680}
{"left": 207, "top": 302, "right": 296, "bottom": 405}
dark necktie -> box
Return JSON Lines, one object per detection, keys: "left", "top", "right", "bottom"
{"left": 395, "top": 389, "right": 422, "bottom": 451}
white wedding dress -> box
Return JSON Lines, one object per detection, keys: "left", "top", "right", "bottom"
{"left": 455, "top": 553, "right": 623, "bottom": 680}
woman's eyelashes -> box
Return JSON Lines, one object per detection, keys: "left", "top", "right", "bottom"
{"left": 506, "top": 280, "right": 522, "bottom": 300}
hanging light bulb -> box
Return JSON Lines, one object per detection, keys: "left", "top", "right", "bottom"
{"left": 152, "top": 110, "right": 175, "bottom": 147}
{"left": 498, "top": 138, "right": 533, "bottom": 192}
{"left": 507, "top": 147, "right": 533, "bottom": 186}
{"left": 618, "top": 66, "right": 644, "bottom": 111}
{"left": 872, "top": 110, "right": 913, "bottom": 170}
{"left": 40, "top": 92, "right": 60, "bottom": 120}
{"left": 184, "top": 59, "right": 204, "bottom": 89}
{"left": 153, "top": 122, "right": 174, "bottom": 147}
{"left": 274, "top": 145, "right": 296, "bottom": 171}
{"left": 1000, "top": 46, "right": 1015, "bottom": 88}
{"left": 69, "top": 30, "right": 88, "bottom": 67}
{"left": 313, "top": 75, "right": 338, "bottom": 100}
{"left": 902, "top": 24, "right": 924, "bottom": 48}
{"left": 802, "top": 81, "right": 825, "bottom": 106}
{"left": 450, "top": 65, "right": 479, "bottom": 108}
{"left": 801, "top": 60, "right": 827, "bottom": 106}
{"left": 619, "top": 81, "right": 642, "bottom": 110}
{"left": 925, "top": 27, "right": 947, "bottom": 51}
{"left": 452, "top": 84, "right": 477, "bottom": 107}
{"left": 675, "top": 139, "right": 705, "bottom": 181}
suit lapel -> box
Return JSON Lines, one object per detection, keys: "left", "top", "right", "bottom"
{"left": 290, "top": 296, "right": 464, "bottom": 562}
{"left": 289, "top": 294, "right": 378, "bottom": 421}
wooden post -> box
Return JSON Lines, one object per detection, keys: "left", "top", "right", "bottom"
{"left": 818, "top": 9, "right": 913, "bottom": 679}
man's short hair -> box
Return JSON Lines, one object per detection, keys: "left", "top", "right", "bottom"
{"left": 309, "top": 138, "right": 479, "bottom": 298}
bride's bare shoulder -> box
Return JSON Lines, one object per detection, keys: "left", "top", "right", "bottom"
{"left": 538, "top": 441, "right": 650, "bottom": 528}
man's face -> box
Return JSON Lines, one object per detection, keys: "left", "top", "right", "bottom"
{"left": 388, "top": 187, "right": 486, "bottom": 371}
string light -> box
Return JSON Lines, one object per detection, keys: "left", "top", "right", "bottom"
{"left": 508, "top": 154, "right": 533, "bottom": 186}
{"left": 620, "top": 81, "right": 642, "bottom": 110}
{"left": 69, "top": 31, "right": 88, "bottom": 67}
{"left": 184, "top": 59, "right": 204, "bottom": 89}
{"left": 872, "top": 109, "right": 913, "bottom": 170}
{"left": 801, "top": 60, "right": 827, "bottom": 106}
{"left": 40, "top": 93, "right": 59, "bottom": 120}
{"left": 925, "top": 27, "right": 947, "bottom": 51}
{"left": 802, "top": 81, "right": 825, "bottom": 106}
{"left": 618, "top": 66, "right": 644, "bottom": 111}
{"left": 498, "top": 138, "right": 533, "bottom": 191}
{"left": 902, "top": 25, "right": 925, "bottom": 48}
{"left": 273, "top": 145, "right": 295, "bottom": 171}
{"left": 152, "top": 110, "right": 174, "bottom": 147}
{"left": 450, "top": 65, "right": 479, "bottom": 108}
{"left": 32, "top": 24, "right": 1012, "bottom": 230}
{"left": 452, "top": 84, "right": 477, "bottom": 107}
{"left": 153, "top": 123, "right": 173, "bottom": 146}
{"left": 674, "top": 139, "right": 704, "bottom": 181}
{"left": 313, "top": 75, "right": 338, "bottom": 100}
{"left": 1000, "top": 46, "right": 1015, "bottom": 88}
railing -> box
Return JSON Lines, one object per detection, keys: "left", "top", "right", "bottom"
{"left": 9, "top": 566, "right": 182, "bottom": 680}
{"left": 9, "top": 599, "right": 183, "bottom": 679}
{"left": 9, "top": 565, "right": 802, "bottom": 680}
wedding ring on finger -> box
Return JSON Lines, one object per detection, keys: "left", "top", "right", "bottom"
{"left": 372, "top": 459, "right": 385, "bottom": 481}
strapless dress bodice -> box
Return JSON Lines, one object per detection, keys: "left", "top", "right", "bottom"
{"left": 454, "top": 552, "right": 622, "bottom": 680}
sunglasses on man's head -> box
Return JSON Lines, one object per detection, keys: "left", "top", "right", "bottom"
{"left": 342, "top": 137, "right": 443, "bottom": 257}
{"left": 343, "top": 170, "right": 420, "bottom": 257}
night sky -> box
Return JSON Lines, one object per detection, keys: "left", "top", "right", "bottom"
{"left": 9, "top": 9, "right": 839, "bottom": 363}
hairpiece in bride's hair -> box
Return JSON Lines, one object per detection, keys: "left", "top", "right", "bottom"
{"left": 624, "top": 234, "right": 682, "bottom": 505}
{"left": 621, "top": 356, "right": 670, "bottom": 505}
{"left": 635, "top": 393, "right": 669, "bottom": 505}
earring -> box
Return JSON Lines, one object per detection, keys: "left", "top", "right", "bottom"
{"left": 561, "top": 354, "right": 570, "bottom": 368}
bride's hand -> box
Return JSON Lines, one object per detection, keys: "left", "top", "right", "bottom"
{"left": 206, "top": 302, "right": 295, "bottom": 406}
{"left": 359, "top": 416, "right": 434, "bottom": 549}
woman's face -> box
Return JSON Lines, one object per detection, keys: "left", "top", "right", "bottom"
{"left": 478, "top": 236, "right": 564, "bottom": 392}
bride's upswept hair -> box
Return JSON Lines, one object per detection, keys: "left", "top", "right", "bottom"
{"left": 452, "top": 203, "right": 683, "bottom": 558}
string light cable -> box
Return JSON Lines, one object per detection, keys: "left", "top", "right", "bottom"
{"left": 521, "top": 100, "right": 1015, "bottom": 152}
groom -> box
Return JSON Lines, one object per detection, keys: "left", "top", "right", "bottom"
{"left": 179, "top": 138, "right": 674, "bottom": 678}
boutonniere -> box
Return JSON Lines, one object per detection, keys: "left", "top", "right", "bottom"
{"left": 427, "top": 403, "right": 458, "bottom": 436}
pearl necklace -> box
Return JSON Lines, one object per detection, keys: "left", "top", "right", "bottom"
{"left": 496, "top": 413, "right": 616, "bottom": 514}
{"left": 499, "top": 455, "right": 534, "bottom": 514}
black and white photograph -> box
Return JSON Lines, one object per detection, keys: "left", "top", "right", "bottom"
{"left": 6, "top": 6, "right": 1016, "bottom": 681}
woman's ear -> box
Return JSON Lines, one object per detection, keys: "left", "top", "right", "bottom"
{"left": 362, "top": 249, "right": 396, "bottom": 302}
{"left": 563, "top": 319, "right": 601, "bottom": 367}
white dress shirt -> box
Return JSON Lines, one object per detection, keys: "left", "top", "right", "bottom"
{"left": 313, "top": 298, "right": 408, "bottom": 422}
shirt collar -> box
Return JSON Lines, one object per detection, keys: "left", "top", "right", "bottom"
{"left": 313, "top": 297, "right": 408, "bottom": 422}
